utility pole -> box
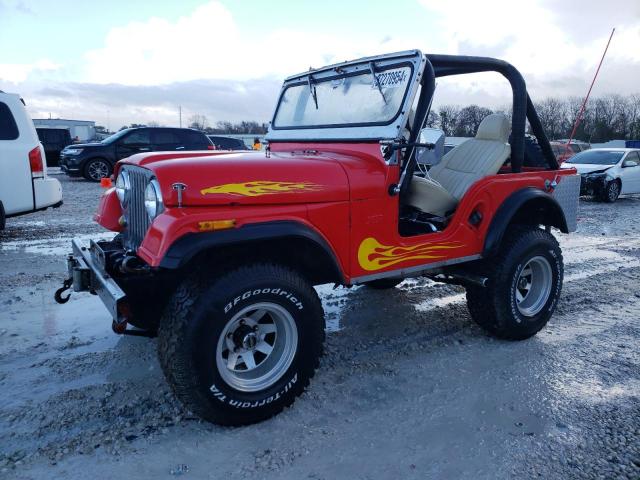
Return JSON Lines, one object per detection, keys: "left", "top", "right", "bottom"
{"left": 179, "top": 105, "right": 182, "bottom": 128}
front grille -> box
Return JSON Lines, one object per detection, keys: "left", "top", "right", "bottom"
{"left": 123, "top": 166, "right": 154, "bottom": 251}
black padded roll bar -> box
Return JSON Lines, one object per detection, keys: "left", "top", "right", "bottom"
{"left": 424, "top": 54, "right": 558, "bottom": 172}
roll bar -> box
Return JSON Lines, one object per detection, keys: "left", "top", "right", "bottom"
{"left": 423, "top": 54, "right": 559, "bottom": 172}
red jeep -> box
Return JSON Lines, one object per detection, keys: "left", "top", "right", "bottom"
{"left": 56, "top": 51, "right": 579, "bottom": 426}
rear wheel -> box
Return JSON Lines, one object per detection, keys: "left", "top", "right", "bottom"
{"left": 601, "top": 180, "right": 620, "bottom": 203}
{"left": 466, "top": 225, "right": 563, "bottom": 340}
{"left": 158, "top": 263, "right": 325, "bottom": 426}
{"left": 83, "top": 158, "right": 112, "bottom": 182}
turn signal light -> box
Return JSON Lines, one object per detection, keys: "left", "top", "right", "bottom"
{"left": 198, "top": 219, "right": 236, "bottom": 231}
{"left": 101, "top": 177, "right": 113, "bottom": 188}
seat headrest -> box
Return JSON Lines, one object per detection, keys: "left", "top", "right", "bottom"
{"left": 475, "top": 113, "right": 510, "bottom": 142}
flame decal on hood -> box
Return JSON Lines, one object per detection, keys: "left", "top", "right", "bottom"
{"left": 201, "top": 181, "right": 323, "bottom": 197}
{"left": 358, "top": 237, "right": 465, "bottom": 271}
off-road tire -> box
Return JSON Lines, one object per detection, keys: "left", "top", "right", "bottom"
{"left": 466, "top": 225, "right": 563, "bottom": 340}
{"left": 0, "top": 201, "right": 5, "bottom": 231}
{"left": 601, "top": 180, "right": 620, "bottom": 203}
{"left": 363, "top": 278, "right": 403, "bottom": 289}
{"left": 157, "top": 263, "right": 325, "bottom": 426}
{"left": 83, "top": 158, "right": 112, "bottom": 182}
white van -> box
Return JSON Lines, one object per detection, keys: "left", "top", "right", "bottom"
{"left": 0, "top": 91, "right": 62, "bottom": 230}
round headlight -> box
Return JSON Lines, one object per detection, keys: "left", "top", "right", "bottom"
{"left": 115, "top": 170, "right": 130, "bottom": 205}
{"left": 144, "top": 179, "right": 163, "bottom": 220}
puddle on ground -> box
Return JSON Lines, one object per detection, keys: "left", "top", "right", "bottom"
{"left": 315, "top": 284, "right": 362, "bottom": 332}
{"left": 0, "top": 232, "right": 114, "bottom": 256}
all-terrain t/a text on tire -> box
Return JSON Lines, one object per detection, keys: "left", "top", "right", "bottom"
{"left": 157, "top": 263, "right": 325, "bottom": 426}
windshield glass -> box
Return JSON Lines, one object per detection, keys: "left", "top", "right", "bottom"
{"left": 101, "top": 129, "right": 131, "bottom": 144}
{"left": 273, "top": 65, "right": 412, "bottom": 128}
{"left": 566, "top": 150, "right": 624, "bottom": 165}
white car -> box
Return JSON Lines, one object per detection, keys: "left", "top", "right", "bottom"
{"left": 0, "top": 91, "right": 63, "bottom": 230}
{"left": 561, "top": 148, "right": 640, "bottom": 203}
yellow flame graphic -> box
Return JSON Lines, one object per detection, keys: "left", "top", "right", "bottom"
{"left": 201, "top": 181, "right": 323, "bottom": 197}
{"left": 358, "top": 237, "right": 465, "bottom": 271}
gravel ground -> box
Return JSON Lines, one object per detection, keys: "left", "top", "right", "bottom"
{"left": 0, "top": 172, "right": 638, "bottom": 479}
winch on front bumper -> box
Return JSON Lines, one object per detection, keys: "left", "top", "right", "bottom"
{"left": 55, "top": 236, "right": 166, "bottom": 336}
{"left": 55, "top": 239, "right": 128, "bottom": 327}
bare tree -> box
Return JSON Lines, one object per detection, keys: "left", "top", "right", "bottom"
{"left": 437, "top": 105, "right": 460, "bottom": 136}
{"left": 188, "top": 114, "right": 209, "bottom": 131}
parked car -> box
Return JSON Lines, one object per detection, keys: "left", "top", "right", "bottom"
{"left": 59, "top": 127, "right": 214, "bottom": 181}
{"left": 561, "top": 148, "right": 640, "bottom": 202}
{"left": 57, "top": 50, "right": 579, "bottom": 426}
{"left": 550, "top": 140, "right": 590, "bottom": 164}
{"left": 207, "top": 135, "right": 250, "bottom": 151}
{"left": 36, "top": 127, "right": 72, "bottom": 167}
{"left": 0, "top": 91, "right": 62, "bottom": 230}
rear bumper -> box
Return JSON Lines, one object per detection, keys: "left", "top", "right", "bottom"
{"left": 67, "top": 239, "right": 127, "bottom": 323}
{"left": 34, "top": 177, "right": 63, "bottom": 209}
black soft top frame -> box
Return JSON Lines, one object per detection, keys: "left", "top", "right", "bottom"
{"left": 415, "top": 55, "right": 559, "bottom": 172}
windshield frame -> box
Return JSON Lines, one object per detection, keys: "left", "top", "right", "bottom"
{"left": 266, "top": 50, "right": 425, "bottom": 142}
{"left": 271, "top": 61, "right": 415, "bottom": 131}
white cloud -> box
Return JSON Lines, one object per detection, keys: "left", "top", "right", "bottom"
{"left": 82, "top": 1, "right": 422, "bottom": 86}
{"left": 0, "top": 59, "right": 60, "bottom": 83}
{"left": 6, "top": 0, "right": 640, "bottom": 126}
{"left": 419, "top": 0, "right": 640, "bottom": 103}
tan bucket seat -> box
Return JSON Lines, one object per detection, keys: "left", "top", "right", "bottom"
{"left": 406, "top": 113, "right": 511, "bottom": 216}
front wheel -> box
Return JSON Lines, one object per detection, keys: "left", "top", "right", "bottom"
{"left": 158, "top": 263, "right": 325, "bottom": 426}
{"left": 466, "top": 225, "right": 563, "bottom": 340}
{"left": 601, "top": 180, "right": 620, "bottom": 203}
{"left": 83, "top": 158, "right": 112, "bottom": 182}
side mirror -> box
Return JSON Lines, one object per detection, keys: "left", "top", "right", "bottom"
{"left": 622, "top": 159, "right": 639, "bottom": 168}
{"left": 416, "top": 128, "right": 445, "bottom": 166}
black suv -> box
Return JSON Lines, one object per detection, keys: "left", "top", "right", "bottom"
{"left": 36, "top": 128, "right": 72, "bottom": 167}
{"left": 207, "top": 135, "right": 250, "bottom": 150}
{"left": 59, "top": 127, "right": 214, "bottom": 181}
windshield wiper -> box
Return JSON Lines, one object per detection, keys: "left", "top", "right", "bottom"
{"left": 307, "top": 74, "right": 318, "bottom": 110}
{"left": 369, "top": 61, "right": 387, "bottom": 105}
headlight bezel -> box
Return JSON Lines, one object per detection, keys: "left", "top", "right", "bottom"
{"left": 144, "top": 178, "right": 164, "bottom": 220}
{"left": 115, "top": 170, "right": 131, "bottom": 206}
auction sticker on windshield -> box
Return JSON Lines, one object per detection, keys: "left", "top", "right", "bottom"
{"left": 374, "top": 69, "right": 408, "bottom": 89}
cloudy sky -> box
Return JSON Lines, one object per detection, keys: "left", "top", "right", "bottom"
{"left": 1, "top": 0, "right": 638, "bottom": 130}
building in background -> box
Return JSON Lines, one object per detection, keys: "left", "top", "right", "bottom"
{"left": 32, "top": 119, "right": 96, "bottom": 142}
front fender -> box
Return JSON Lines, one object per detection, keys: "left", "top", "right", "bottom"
{"left": 157, "top": 220, "right": 345, "bottom": 284}
{"left": 93, "top": 188, "right": 123, "bottom": 232}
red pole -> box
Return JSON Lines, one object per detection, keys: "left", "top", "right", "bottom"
{"left": 567, "top": 27, "right": 616, "bottom": 146}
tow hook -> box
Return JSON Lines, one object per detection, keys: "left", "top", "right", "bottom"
{"left": 54, "top": 278, "right": 73, "bottom": 304}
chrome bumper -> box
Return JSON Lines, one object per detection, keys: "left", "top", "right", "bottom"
{"left": 67, "top": 238, "right": 127, "bottom": 323}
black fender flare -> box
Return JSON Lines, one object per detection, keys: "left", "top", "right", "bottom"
{"left": 159, "top": 220, "right": 345, "bottom": 282}
{"left": 483, "top": 188, "right": 568, "bottom": 258}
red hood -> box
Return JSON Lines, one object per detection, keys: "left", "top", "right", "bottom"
{"left": 121, "top": 151, "right": 349, "bottom": 207}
